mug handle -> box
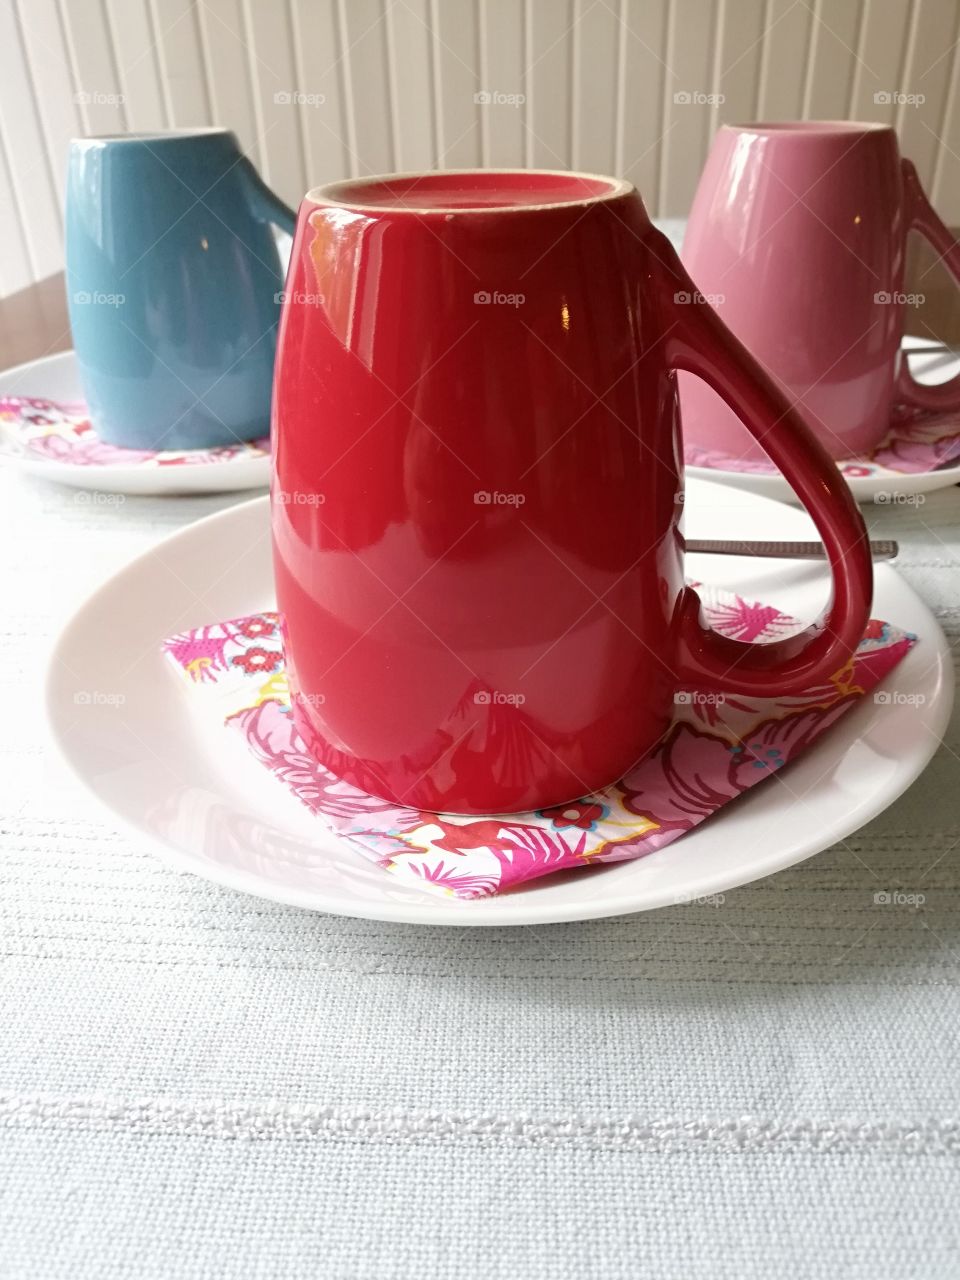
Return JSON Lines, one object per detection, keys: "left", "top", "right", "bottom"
{"left": 239, "top": 157, "right": 297, "bottom": 236}
{"left": 896, "top": 158, "right": 960, "bottom": 411}
{"left": 653, "top": 244, "right": 873, "bottom": 696}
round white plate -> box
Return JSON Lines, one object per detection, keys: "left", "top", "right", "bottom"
{"left": 46, "top": 480, "right": 953, "bottom": 926}
{"left": 0, "top": 350, "right": 270, "bottom": 496}
{"left": 687, "top": 340, "right": 960, "bottom": 504}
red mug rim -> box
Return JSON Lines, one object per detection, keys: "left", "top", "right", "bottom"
{"left": 305, "top": 168, "right": 636, "bottom": 215}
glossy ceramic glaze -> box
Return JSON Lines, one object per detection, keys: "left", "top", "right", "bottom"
{"left": 681, "top": 122, "right": 960, "bottom": 461}
{"left": 48, "top": 487, "right": 950, "bottom": 924}
{"left": 66, "top": 129, "right": 295, "bottom": 450}
{"left": 0, "top": 350, "right": 272, "bottom": 497}
{"left": 272, "top": 169, "right": 872, "bottom": 813}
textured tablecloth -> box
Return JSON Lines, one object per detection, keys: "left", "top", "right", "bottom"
{"left": 2, "top": 455, "right": 960, "bottom": 1274}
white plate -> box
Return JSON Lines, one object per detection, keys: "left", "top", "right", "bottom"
{"left": 687, "top": 340, "right": 960, "bottom": 504}
{"left": 0, "top": 350, "right": 270, "bottom": 496}
{"left": 45, "top": 480, "right": 953, "bottom": 926}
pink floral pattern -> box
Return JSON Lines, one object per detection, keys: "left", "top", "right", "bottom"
{"left": 162, "top": 593, "right": 916, "bottom": 900}
{"left": 0, "top": 396, "right": 269, "bottom": 468}
{"left": 685, "top": 400, "right": 960, "bottom": 478}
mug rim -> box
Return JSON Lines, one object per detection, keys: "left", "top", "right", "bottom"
{"left": 305, "top": 168, "right": 636, "bottom": 215}
{"left": 71, "top": 127, "right": 233, "bottom": 145}
{"left": 721, "top": 119, "right": 895, "bottom": 137}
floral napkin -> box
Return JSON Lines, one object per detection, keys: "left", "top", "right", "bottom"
{"left": 0, "top": 396, "right": 269, "bottom": 468}
{"left": 686, "top": 402, "right": 960, "bottom": 478}
{"left": 162, "top": 589, "right": 915, "bottom": 900}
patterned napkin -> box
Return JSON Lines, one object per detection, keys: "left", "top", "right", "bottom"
{"left": 162, "top": 587, "right": 916, "bottom": 900}
{"left": 686, "top": 402, "right": 960, "bottom": 478}
{"left": 0, "top": 396, "right": 269, "bottom": 468}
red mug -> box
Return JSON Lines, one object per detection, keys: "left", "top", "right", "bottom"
{"left": 272, "top": 170, "right": 872, "bottom": 815}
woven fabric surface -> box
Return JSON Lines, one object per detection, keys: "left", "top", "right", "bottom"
{"left": 1, "top": 448, "right": 959, "bottom": 1277}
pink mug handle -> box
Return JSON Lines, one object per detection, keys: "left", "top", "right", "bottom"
{"left": 897, "top": 159, "right": 960, "bottom": 411}
{"left": 653, "top": 243, "right": 873, "bottom": 697}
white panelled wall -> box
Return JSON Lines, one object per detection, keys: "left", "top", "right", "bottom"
{"left": 2, "top": 0, "right": 960, "bottom": 292}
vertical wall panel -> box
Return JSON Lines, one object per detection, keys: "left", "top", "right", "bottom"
{"left": 104, "top": 0, "right": 167, "bottom": 131}
{"left": 619, "top": 0, "right": 669, "bottom": 209}
{"left": 0, "top": 139, "right": 34, "bottom": 293}
{"left": 526, "top": 0, "right": 573, "bottom": 169}
{"left": 338, "top": 0, "right": 394, "bottom": 175}
{"left": 196, "top": 0, "right": 259, "bottom": 162}
{"left": 659, "top": 0, "right": 717, "bottom": 216}
{"left": 384, "top": 0, "right": 435, "bottom": 171}
{"left": 5, "top": 0, "right": 960, "bottom": 290}
{"left": 430, "top": 0, "right": 481, "bottom": 167}
{"left": 848, "top": 0, "right": 912, "bottom": 123}
{"left": 571, "top": 0, "right": 619, "bottom": 174}
{"left": 478, "top": 0, "right": 526, "bottom": 167}
{"left": 755, "top": 0, "right": 814, "bottom": 120}
{"left": 801, "top": 0, "right": 862, "bottom": 120}
{"left": 930, "top": 28, "right": 960, "bottom": 223}
{"left": 16, "top": 0, "right": 82, "bottom": 215}
{"left": 0, "top": 3, "right": 66, "bottom": 283}
{"left": 59, "top": 0, "right": 127, "bottom": 134}
{"left": 713, "top": 0, "right": 766, "bottom": 128}
{"left": 148, "top": 0, "right": 211, "bottom": 126}
{"left": 289, "top": 0, "right": 350, "bottom": 188}
{"left": 240, "top": 0, "right": 305, "bottom": 198}
{"left": 14, "top": 0, "right": 79, "bottom": 267}
{"left": 896, "top": 0, "right": 958, "bottom": 188}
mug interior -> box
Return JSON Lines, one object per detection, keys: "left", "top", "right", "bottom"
{"left": 308, "top": 169, "right": 633, "bottom": 213}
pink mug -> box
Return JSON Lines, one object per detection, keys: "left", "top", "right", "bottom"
{"left": 272, "top": 169, "right": 872, "bottom": 814}
{"left": 680, "top": 121, "right": 960, "bottom": 462}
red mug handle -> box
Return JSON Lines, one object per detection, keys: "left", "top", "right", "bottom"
{"left": 653, "top": 244, "right": 873, "bottom": 697}
{"left": 897, "top": 158, "right": 960, "bottom": 411}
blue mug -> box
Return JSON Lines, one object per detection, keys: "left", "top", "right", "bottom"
{"left": 65, "top": 129, "right": 295, "bottom": 450}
